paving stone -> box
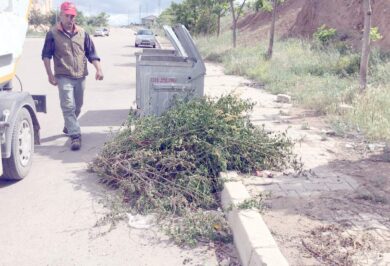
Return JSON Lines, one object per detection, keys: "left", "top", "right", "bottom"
{"left": 250, "top": 184, "right": 283, "bottom": 193}
{"left": 359, "top": 213, "right": 385, "bottom": 221}
{"left": 325, "top": 181, "right": 355, "bottom": 191}
{"left": 381, "top": 253, "right": 390, "bottom": 265}
{"left": 278, "top": 182, "right": 307, "bottom": 194}
{"left": 340, "top": 175, "right": 361, "bottom": 190}
{"left": 303, "top": 182, "right": 331, "bottom": 192}
{"left": 269, "top": 190, "right": 288, "bottom": 198}
{"left": 284, "top": 190, "right": 301, "bottom": 198}
{"left": 244, "top": 177, "right": 272, "bottom": 186}
{"left": 332, "top": 210, "right": 356, "bottom": 222}
{"left": 374, "top": 229, "right": 390, "bottom": 241}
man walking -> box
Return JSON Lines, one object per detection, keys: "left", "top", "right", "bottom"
{"left": 42, "top": 2, "right": 104, "bottom": 150}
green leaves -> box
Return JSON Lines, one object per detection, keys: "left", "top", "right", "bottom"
{"left": 90, "top": 94, "right": 295, "bottom": 245}
{"left": 370, "top": 27, "right": 383, "bottom": 42}
{"left": 162, "top": 0, "right": 229, "bottom": 34}
{"left": 314, "top": 25, "right": 337, "bottom": 46}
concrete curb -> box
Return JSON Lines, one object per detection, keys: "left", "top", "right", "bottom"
{"left": 220, "top": 172, "right": 289, "bottom": 266}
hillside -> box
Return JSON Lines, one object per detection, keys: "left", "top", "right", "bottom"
{"left": 237, "top": 0, "right": 390, "bottom": 51}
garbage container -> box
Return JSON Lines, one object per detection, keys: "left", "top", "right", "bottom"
{"left": 135, "top": 48, "right": 177, "bottom": 108}
{"left": 135, "top": 24, "right": 206, "bottom": 116}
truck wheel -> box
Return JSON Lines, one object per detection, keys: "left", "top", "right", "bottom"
{"left": 2, "top": 108, "right": 34, "bottom": 180}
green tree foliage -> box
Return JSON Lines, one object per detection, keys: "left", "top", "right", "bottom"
{"left": 160, "top": 0, "right": 229, "bottom": 35}
{"left": 87, "top": 12, "right": 109, "bottom": 27}
{"left": 46, "top": 11, "right": 57, "bottom": 26}
{"left": 28, "top": 9, "right": 109, "bottom": 30}
{"left": 75, "top": 10, "right": 87, "bottom": 26}
{"left": 314, "top": 25, "right": 337, "bottom": 45}
{"left": 250, "top": 0, "right": 272, "bottom": 11}
{"left": 28, "top": 9, "right": 48, "bottom": 26}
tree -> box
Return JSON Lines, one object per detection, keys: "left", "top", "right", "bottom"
{"left": 359, "top": 0, "right": 372, "bottom": 91}
{"left": 266, "top": 0, "right": 277, "bottom": 59}
{"left": 75, "top": 10, "right": 87, "bottom": 26}
{"left": 87, "top": 12, "right": 109, "bottom": 27}
{"left": 28, "top": 9, "right": 47, "bottom": 27}
{"left": 229, "top": 0, "right": 247, "bottom": 48}
{"left": 161, "top": 0, "right": 219, "bottom": 34}
{"left": 212, "top": 0, "right": 229, "bottom": 37}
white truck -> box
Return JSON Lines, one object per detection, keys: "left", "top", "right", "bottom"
{"left": 0, "top": 0, "right": 45, "bottom": 180}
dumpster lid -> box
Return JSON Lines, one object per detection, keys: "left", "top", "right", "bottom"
{"left": 163, "top": 25, "right": 187, "bottom": 57}
{"left": 163, "top": 25, "right": 205, "bottom": 69}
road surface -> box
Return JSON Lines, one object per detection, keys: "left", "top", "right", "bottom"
{"left": 0, "top": 28, "right": 218, "bottom": 266}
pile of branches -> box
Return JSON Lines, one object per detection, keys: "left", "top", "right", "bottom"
{"left": 90, "top": 94, "right": 296, "bottom": 244}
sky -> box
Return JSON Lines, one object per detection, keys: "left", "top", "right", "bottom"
{"left": 53, "top": 0, "right": 182, "bottom": 25}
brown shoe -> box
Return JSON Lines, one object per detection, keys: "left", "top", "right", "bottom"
{"left": 70, "top": 135, "right": 81, "bottom": 151}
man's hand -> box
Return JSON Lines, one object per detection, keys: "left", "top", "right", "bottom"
{"left": 43, "top": 58, "right": 57, "bottom": 85}
{"left": 48, "top": 74, "right": 58, "bottom": 86}
{"left": 92, "top": 60, "right": 104, "bottom": 81}
{"left": 95, "top": 69, "right": 104, "bottom": 80}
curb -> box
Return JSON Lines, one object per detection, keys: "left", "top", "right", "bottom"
{"left": 220, "top": 172, "right": 289, "bottom": 266}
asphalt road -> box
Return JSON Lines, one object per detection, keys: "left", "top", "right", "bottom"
{"left": 0, "top": 28, "right": 217, "bottom": 265}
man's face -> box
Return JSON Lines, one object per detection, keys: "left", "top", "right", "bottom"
{"left": 59, "top": 12, "right": 76, "bottom": 30}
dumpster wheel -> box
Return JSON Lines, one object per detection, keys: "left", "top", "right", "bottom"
{"left": 2, "top": 108, "right": 34, "bottom": 180}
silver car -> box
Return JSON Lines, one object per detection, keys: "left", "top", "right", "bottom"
{"left": 94, "top": 28, "right": 105, "bottom": 37}
{"left": 135, "top": 29, "right": 157, "bottom": 48}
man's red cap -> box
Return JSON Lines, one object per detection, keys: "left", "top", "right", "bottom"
{"left": 61, "top": 2, "right": 77, "bottom": 16}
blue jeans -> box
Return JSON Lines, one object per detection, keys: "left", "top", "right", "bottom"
{"left": 57, "top": 77, "right": 85, "bottom": 137}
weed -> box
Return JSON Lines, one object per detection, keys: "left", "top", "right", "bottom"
{"left": 226, "top": 192, "right": 269, "bottom": 212}
{"left": 196, "top": 30, "right": 390, "bottom": 142}
{"left": 301, "top": 122, "right": 310, "bottom": 130}
{"left": 164, "top": 210, "right": 232, "bottom": 247}
{"left": 347, "top": 85, "right": 390, "bottom": 141}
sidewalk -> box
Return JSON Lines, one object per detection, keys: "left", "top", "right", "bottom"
{"left": 155, "top": 33, "right": 389, "bottom": 265}
{"left": 204, "top": 63, "right": 390, "bottom": 265}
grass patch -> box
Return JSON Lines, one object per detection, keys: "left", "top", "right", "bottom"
{"left": 196, "top": 33, "right": 390, "bottom": 141}
{"left": 347, "top": 85, "right": 390, "bottom": 141}
{"left": 89, "top": 95, "right": 297, "bottom": 246}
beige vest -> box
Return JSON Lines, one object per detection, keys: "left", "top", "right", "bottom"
{"left": 51, "top": 26, "right": 88, "bottom": 78}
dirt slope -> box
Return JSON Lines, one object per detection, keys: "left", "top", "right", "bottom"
{"left": 238, "top": 0, "right": 390, "bottom": 51}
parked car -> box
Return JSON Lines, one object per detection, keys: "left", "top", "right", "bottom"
{"left": 94, "top": 28, "right": 105, "bottom": 37}
{"left": 134, "top": 29, "right": 157, "bottom": 48}
{"left": 102, "top": 28, "right": 110, "bottom": 36}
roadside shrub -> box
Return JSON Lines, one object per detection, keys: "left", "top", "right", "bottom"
{"left": 314, "top": 25, "right": 337, "bottom": 46}
{"left": 335, "top": 54, "right": 360, "bottom": 76}
{"left": 370, "top": 27, "right": 383, "bottom": 42}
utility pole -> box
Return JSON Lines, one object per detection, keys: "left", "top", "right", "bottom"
{"left": 139, "top": 4, "right": 142, "bottom": 23}
{"left": 158, "top": 0, "right": 161, "bottom": 14}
